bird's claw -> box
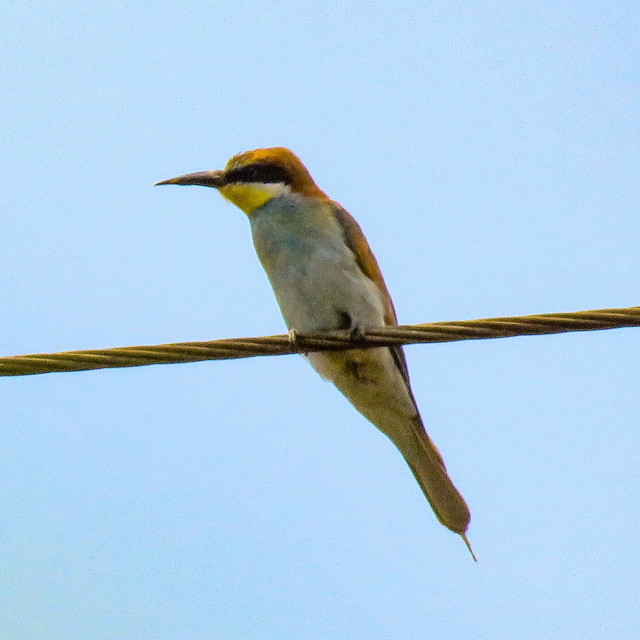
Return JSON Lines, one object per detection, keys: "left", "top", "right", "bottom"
{"left": 288, "top": 329, "right": 308, "bottom": 355}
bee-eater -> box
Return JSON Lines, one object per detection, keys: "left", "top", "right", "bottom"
{"left": 157, "top": 147, "right": 474, "bottom": 558}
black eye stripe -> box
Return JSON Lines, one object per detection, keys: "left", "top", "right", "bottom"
{"left": 225, "top": 162, "right": 293, "bottom": 185}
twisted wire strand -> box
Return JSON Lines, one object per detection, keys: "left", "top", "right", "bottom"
{"left": 1, "top": 306, "right": 638, "bottom": 377}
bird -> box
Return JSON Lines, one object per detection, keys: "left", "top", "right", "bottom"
{"left": 156, "top": 147, "right": 474, "bottom": 559}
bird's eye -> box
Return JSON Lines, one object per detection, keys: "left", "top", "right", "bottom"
{"left": 226, "top": 162, "right": 292, "bottom": 185}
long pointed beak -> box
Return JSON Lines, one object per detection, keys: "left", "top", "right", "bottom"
{"left": 155, "top": 170, "right": 226, "bottom": 188}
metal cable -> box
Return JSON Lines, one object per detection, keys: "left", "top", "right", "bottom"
{"left": 1, "top": 305, "right": 638, "bottom": 377}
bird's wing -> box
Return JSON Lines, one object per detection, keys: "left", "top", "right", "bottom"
{"left": 331, "top": 204, "right": 413, "bottom": 384}
{"left": 332, "top": 205, "right": 472, "bottom": 545}
{"left": 330, "top": 205, "right": 398, "bottom": 325}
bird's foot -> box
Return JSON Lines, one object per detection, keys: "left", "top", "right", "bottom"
{"left": 288, "top": 329, "right": 308, "bottom": 355}
{"left": 349, "top": 325, "right": 366, "bottom": 344}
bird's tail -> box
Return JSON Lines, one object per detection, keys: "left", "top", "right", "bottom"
{"left": 401, "top": 417, "right": 476, "bottom": 560}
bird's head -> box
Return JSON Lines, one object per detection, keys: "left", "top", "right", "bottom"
{"left": 156, "top": 147, "right": 327, "bottom": 216}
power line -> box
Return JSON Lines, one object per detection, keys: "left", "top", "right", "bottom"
{"left": 2, "top": 305, "right": 638, "bottom": 377}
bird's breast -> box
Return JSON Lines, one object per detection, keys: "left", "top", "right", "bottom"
{"left": 249, "top": 196, "right": 387, "bottom": 333}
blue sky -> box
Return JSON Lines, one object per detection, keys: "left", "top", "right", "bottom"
{"left": 2, "top": 2, "right": 639, "bottom": 638}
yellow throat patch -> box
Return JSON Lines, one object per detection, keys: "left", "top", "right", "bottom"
{"left": 219, "top": 183, "right": 291, "bottom": 216}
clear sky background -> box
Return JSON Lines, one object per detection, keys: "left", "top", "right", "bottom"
{"left": 2, "top": 2, "right": 639, "bottom": 639}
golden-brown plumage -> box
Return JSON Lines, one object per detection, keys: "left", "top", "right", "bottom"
{"left": 225, "top": 147, "right": 328, "bottom": 199}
